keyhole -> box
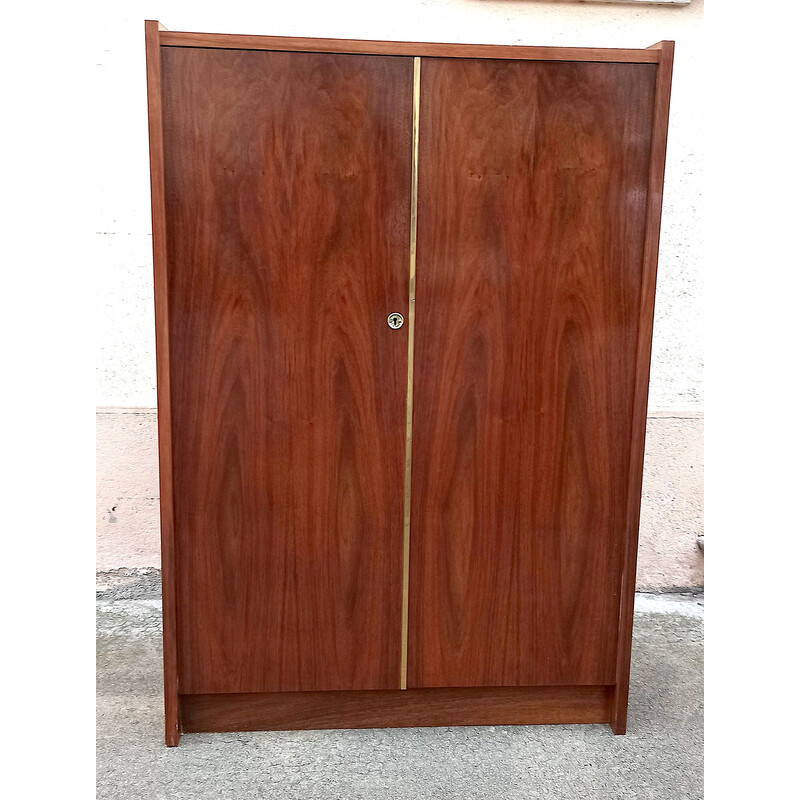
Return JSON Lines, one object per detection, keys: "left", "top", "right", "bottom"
{"left": 387, "top": 313, "right": 404, "bottom": 329}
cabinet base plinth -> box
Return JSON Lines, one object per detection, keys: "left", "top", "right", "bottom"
{"left": 180, "top": 685, "right": 615, "bottom": 734}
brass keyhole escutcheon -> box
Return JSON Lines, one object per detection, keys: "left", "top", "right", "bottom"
{"left": 387, "top": 313, "right": 405, "bottom": 330}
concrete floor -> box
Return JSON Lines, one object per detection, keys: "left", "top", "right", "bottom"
{"left": 97, "top": 571, "right": 703, "bottom": 800}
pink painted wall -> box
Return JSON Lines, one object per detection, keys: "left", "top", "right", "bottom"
{"left": 96, "top": 409, "right": 703, "bottom": 590}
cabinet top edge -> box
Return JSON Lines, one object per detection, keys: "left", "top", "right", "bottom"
{"left": 150, "top": 26, "right": 666, "bottom": 64}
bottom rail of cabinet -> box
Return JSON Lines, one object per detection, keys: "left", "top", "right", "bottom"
{"left": 174, "top": 685, "right": 617, "bottom": 743}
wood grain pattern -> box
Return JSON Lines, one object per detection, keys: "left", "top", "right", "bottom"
{"left": 148, "top": 26, "right": 675, "bottom": 739}
{"left": 144, "top": 20, "right": 179, "bottom": 747}
{"left": 611, "top": 41, "right": 675, "bottom": 735}
{"left": 409, "top": 58, "right": 657, "bottom": 689}
{"left": 161, "top": 47, "right": 413, "bottom": 694}
{"left": 180, "top": 685, "right": 613, "bottom": 732}
{"left": 158, "top": 30, "right": 659, "bottom": 63}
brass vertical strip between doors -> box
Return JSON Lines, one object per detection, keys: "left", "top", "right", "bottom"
{"left": 400, "top": 56, "right": 421, "bottom": 691}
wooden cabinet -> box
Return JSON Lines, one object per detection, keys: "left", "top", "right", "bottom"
{"left": 145, "top": 21, "right": 674, "bottom": 746}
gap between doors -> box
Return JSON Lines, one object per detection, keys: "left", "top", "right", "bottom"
{"left": 400, "top": 55, "right": 421, "bottom": 690}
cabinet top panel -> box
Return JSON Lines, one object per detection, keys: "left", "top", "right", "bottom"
{"left": 149, "top": 22, "right": 666, "bottom": 64}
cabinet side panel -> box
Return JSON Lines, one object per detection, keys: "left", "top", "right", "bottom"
{"left": 612, "top": 42, "right": 675, "bottom": 734}
{"left": 410, "top": 58, "right": 657, "bottom": 688}
{"left": 145, "top": 21, "right": 179, "bottom": 745}
{"left": 162, "top": 48, "right": 413, "bottom": 693}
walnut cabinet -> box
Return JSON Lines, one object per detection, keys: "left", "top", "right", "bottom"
{"left": 145, "top": 21, "right": 674, "bottom": 745}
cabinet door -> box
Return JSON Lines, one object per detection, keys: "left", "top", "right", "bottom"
{"left": 162, "top": 48, "right": 413, "bottom": 693}
{"left": 409, "top": 58, "right": 656, "bottom": 687}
